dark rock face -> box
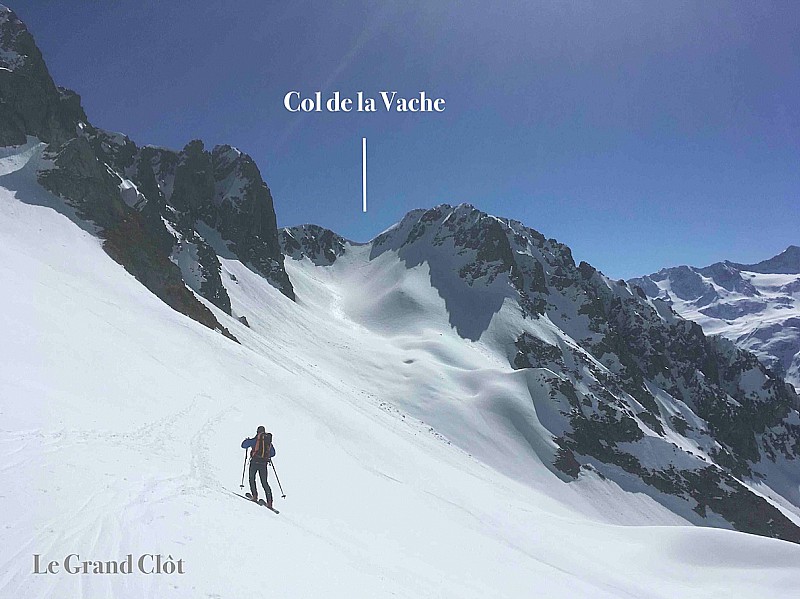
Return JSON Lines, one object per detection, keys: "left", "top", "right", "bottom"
{"left": 0, "top": 6, "right": 86, "bottom": 146}
{"left": 171, "top": 140, "right": 214, "bottom": 217}
{"left": 195, "top": 241, "right": 231, "bottom": 314}
{"left": 209, "top": 145, "right": 293, "bottom": 298}
{"left": 103, "top": 214, "right": 237, "bottom": 342}
{"left": 37, "top": 136, "right": 237, "bottom": 341}
{"left": 38, "top": 137, "right": 127, "bottom": 229}
{"left": 1, "top": 6, "right": 294, "bottom": 338}
{"left": 280, "top": 224, "right": 349, "bottom": 266}
{"left": 137, "top": 139, "right": 294, "bottom": 302}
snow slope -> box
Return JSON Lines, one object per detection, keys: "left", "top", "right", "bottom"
{"left": 2, "top": 142, "right": 800, "bottom": 598}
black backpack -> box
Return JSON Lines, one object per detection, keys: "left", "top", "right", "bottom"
{"left": 252, "top": 432, "right": 276, "bottom": 459}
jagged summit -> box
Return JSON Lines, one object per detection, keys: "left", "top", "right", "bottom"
{"left": 0, "top": 4, "right": 28, "bottom": 70}
{"left": 369, "top": 202, "right": 593, "bottom": 332}
{"left": 280, "top": 224, "right": 352, "bottom": 266}
{"left": 373, "top": 203, "right": 544, "bottom": 247}
{"left": 641, "top": 244, "right": 800, "bottom": 282}
{"left": 0, "top": 5, "right": 86, "bottom": 146}
{"left": 0, "top": 6, "right": 294, "bottom": 338}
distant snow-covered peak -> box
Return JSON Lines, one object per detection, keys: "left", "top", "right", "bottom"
{"left": 631, "top": 246, "right": 800, "bottom": 387}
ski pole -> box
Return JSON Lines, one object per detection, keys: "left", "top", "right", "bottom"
{"left": 240, "top": 448, "right": 248, "bottom": 489}
{"left": 269, "top": 459, "right": 286, "bottom": 498}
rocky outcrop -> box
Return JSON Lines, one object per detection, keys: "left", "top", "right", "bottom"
{"left": 103, "top": 214, "right": 237, "bottom": 342}
{"left": 280, "top": 224, "right": 350, "bottom": 266}
{"left": 0, "top": 5, "right": 293, "bottom": 338}
{"left": 511, "top": 272, "right": 800, "bottom": 541}
{"left": 37, "top": 134, "right": 237, "bottom": 340}
{"left": 38, "top": 136, "right": 127, "bottom": 229}
{"left": 0, "top": 6, "right": 85, "bottom": 146}
{"left": 94, "top": 135, "right": 295, "bottom": 304}
{"left": 209, "top": 144, "right": 293, "bottom": 298}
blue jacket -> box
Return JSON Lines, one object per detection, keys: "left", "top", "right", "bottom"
{"left": 241, "top": 436, "right": 276, "bottom": 457}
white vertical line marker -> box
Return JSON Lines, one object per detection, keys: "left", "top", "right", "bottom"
{"left": 362, "top": 137, "right": 367, "bottom": 212}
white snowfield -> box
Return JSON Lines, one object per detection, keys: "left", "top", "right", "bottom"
{"left": 679, "top": 270, "right": 800, "bottom": 386}
{"left": 1, "top": 141, "right": 799, "bottom": 599}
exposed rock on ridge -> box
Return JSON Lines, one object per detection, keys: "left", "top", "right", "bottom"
{"left": 0, "top": 5, "right": 294, "bottom": 339}
{"left": 280, "top": 224, "right": 350, "bottom": 266}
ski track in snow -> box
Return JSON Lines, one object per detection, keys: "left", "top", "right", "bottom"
{"left": 1, "top": 141, "right": 800, "bottom": 598}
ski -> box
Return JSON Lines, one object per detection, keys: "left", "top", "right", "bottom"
{"left": 228, "top": 490, "right": 267, "bottom": 508}
{"left": 242, "top": 492, "right": 280, "bottom": 513}
{"left": 258, "top": 498, "right": 280, "bottom": 514}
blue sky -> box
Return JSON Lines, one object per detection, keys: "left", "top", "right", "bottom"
{"left": 16, "top": 1, "right": 799, "bottom": 278}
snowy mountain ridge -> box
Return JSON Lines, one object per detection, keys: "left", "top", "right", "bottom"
{"left": 282, "top": 206, "right": 800, "bottom": 543}
{"left": 630, "top": 247, "right": 800, "bottom": 387}
{"left": 732, "top": 245, "right": 800, "bottom": 275}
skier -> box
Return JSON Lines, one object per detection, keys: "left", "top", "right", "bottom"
{"left": 241, "top": 426, "right": 274, "bottom": 508}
